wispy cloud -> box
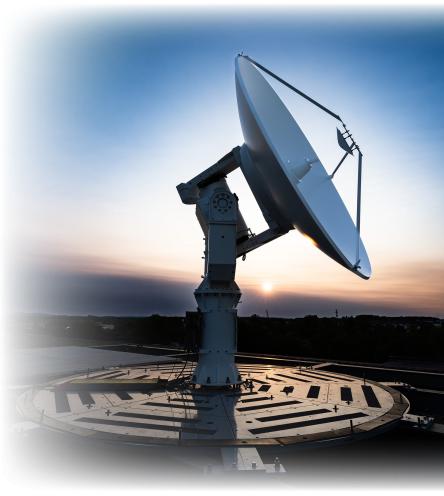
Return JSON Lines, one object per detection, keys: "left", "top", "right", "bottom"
{"left": 10, "top": 255, "right": 444, "bottom": 317}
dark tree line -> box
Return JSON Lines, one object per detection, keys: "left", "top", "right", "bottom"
{"left": 237, "top": 315, "right": 444, "bottom": 362}
{"left": 14, "top": 313, "right": 443, "bottom": 363}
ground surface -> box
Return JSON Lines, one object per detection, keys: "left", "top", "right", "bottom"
{"left": 9, "top": 347, "right": 444, "bottom": 490}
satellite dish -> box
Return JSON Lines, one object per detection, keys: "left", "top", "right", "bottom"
{"left": 235, "top": 56, "right": 371, "bottom": 279}
{"left": 177, "top": 55, "right": 371, "bottom": 387}
{"left": 17, "top": 55, "right": 407, "bottom": 456}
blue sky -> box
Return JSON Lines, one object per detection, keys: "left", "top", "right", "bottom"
{"left": 10, "top": 8, "right": 444, "bottom": 316}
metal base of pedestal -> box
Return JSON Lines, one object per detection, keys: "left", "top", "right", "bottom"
{"left": 191, "top": 357, "right": 243, "bottom": 387}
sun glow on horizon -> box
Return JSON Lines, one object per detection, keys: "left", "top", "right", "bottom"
{"left": 261, "top": 281, "right": 273, "bottom": 294}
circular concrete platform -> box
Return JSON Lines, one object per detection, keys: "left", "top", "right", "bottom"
{"left": 17, "top": 362, "right": 408, "bottom": 448}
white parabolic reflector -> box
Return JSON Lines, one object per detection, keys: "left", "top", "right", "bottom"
{"left": 235, "top": 56, "right": 371, "bottom": 279}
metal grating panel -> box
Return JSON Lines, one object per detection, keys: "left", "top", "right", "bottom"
{"left": 307, "top": 385, "right": 320, "bottom": 398}
{"left": 78, "top": 392, "right": 95, "bottom": 405}
{"left": 340, "top": 387, "right": 353, "bottom": 402}
{"left": 361, "top": 385, "right": 381, "bottom": 408}
{"left": 54, "top": 391, "right": 71, "bottom": 413}
{"left": 258, "top": 385, "right": 271, "bottom": 392}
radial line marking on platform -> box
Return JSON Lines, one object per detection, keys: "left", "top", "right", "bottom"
{"left": 249, "top": 412, "right": 368, "bottom": 434}
{"left": 237, "top": 400, "right": 301, "bottom": 412}
{"left": 143, "top": 401, "right": 212, "bottom": 411}
{"left": 275, "top": 373, "right": 311, "bottom": 383}
{"left": 168, "top": 398, "right": 203, "bottom": 403}
{"left": 251, "top": 378, "right": 269, "bottom": 385}
{"left": 256, "top": 408, "right": 331, "bottom": 422}
{"left": 115, "top": 392, "right": 132, "bottom": 400}
{"left": 228, "top": 392, "right": 258, "bottom": 397}
{"left": 75, "top": 417, "right": 216, "bottom": 434}
{"left": 89, "top": 371, "right": 124, "bottom": 379}
{"left": 240, "top": 396, "right": 271, "bottom": 403}
{"left": 114, "top": 411, "right": 199, "bottom": 423}
{"left": 308, "top": 370, "right": 353, "bottom": 381}
{"left": 296, "top": 371, "right": 335, "bottom": 382}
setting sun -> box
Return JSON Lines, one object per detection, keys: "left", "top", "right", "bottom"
{"left": 261, "top": 281, "right": 273, "bottom": 293}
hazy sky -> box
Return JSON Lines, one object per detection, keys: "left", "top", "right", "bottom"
{"left": 9, "top": 8, "right": 444, "bottom": 317}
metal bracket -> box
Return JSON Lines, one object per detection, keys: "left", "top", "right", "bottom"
{"left": 236, "top": 226, "right": 288, "bottom": 258}
{"left": 177, "top": 147, "right": 241, "bottom": 205}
